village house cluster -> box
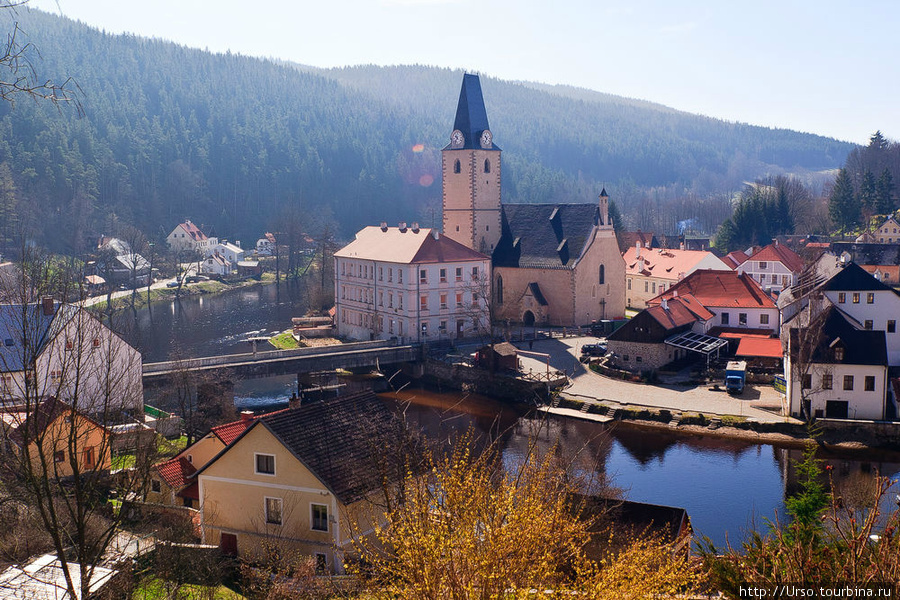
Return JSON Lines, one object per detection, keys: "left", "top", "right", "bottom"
{"left": 333, "top": 73, "right": 900, "bottom": 424}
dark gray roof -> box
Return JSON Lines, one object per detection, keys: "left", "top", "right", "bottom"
{"left": 789, "top": 306, "right": 887, "bottom": 366}
{"left": 446, "top": 74, "right": 499, "bottom": 151}
{"left": 821, "top": 261, "right": 898, "bottom": 294}
{"left": 259, "top": 390, "right": 399, "bottom": 505}
{"left": 493, "top": 203, "right": 600, "bottom": 269}
{"left": 0, "top": 302, "right": 77, "bottom": 372}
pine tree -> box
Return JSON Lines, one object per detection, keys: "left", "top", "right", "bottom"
{"left": 876, "top": 168, "right": 896, "bottom": 214}
{"left": 858, "top": 170, "right": 877, "bottom": 213}
{"left": 829, "top": 168, "right": 859, "bottom": 238}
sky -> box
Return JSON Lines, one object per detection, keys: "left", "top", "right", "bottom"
{"left": 27, "top": 0, "right": 900, "bottom": 145}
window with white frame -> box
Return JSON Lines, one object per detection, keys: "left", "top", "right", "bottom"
{"left": 265, "top": 497, "right": 283, "bottom": 525}
{"left": 255, "top": 453, "right": 275, "bottom": 475}
{"left": 311, "top": 503, "right": 328, "bottom": 531}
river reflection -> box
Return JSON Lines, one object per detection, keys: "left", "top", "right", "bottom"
{"left": 118, "top": 282, "right": 308, "bottom": 362}
{"left": 375, "top": 388, "right": 900, "bottom": 547}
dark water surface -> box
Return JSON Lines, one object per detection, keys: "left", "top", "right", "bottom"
{"left": 124, "top": 284, "right": 900, "bottom": 547}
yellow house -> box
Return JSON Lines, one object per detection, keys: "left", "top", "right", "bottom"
{"left": 2, "top": 397, "right": 111, "bottom": 478}
{"left": 147, "top": 408, "right": 292, "bottom": 508}
{"left": 196, "top": 390, "right": 396, "bottom": 573}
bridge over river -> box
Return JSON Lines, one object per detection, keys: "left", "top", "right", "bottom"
{"left": 142, "top": 340, "right": 421, "bottom": 389}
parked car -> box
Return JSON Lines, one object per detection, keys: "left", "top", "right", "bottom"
{"left": 580, "top": 343, "right": 606, "bottom": 357}
{"left": 165, "top": 281, "right": 179, "bottom": 288}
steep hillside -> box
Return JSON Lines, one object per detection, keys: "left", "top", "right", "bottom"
{"left": 0, "top": 9, "right": 854, "bottom": 256}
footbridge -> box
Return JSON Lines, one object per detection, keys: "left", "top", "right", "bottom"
{"left": 142, "top": 340, "right": 421, "bottom": 388}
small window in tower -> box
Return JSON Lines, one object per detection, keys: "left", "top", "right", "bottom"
{"left": 484, "top": 159, "right": 490, "bottom": 173}
{"left": 454, "top": 159, "right": 460, "bottom": 174}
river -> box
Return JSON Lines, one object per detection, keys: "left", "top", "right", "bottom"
{"left": 121, "top": 283, "right": 900, "bottom": 547}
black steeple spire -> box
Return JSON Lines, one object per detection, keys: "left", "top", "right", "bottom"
{"left": 450, "top": 74, "right": 498, "bottom": 150}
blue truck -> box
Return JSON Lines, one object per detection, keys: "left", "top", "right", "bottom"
{"left": 725, "top": 360, "right": 747, "bottom": 395}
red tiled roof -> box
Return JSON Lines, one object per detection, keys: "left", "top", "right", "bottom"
{"left": 736, "top": 337, "right": 784, "bottom": 359}
{"left": 746, "top": 243, "right": 804, "bottom": 273}
{"left": 622, "top": 247, "right": 727, "bottom": 281}
{"left": 210, "top": 407, "right": 291, "bottom": 446}
{"left": 653, "top": 270, "right": 777, "bottom": 309}
{"left": 646, "top": 297, "right": 707, "bottom": 329}
{"left": 722, "top": 250, "right": 749, "bottom": 269}
{"left": 155, "top": 456, "right": 197, "bottom": 490}
{"left": 179, "top": 221, "right": 208, "bottom": 242}
{"left": 671, "top": 293, "right": 715, "bottom": 321}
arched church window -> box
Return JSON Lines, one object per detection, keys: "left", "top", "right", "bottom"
{"left": 484, "top": 159, "right": 490, "bottom": 174}
{"left": 496, "top": 275, "right": 503, "bottom": 305}
{"left": 599, "top": 264, "right": 605, "bottom": 285}
{"left": 454, "top": 159, "right": 461, "bottom": 174}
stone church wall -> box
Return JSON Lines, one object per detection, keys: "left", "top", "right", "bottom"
{"left": 493, "top": 267, "right": 574, "bottom": 326}
{"left": 574, "top": 229, "right": 626, "bottom": 322}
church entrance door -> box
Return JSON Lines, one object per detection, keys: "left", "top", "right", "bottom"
{"left": 522, "top": 310, "right": 535, "bottom": 326}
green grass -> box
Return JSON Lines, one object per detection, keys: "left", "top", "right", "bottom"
{"left": 269, "top": 331, "right": 301, "bottom": 350}
{"left": 111, "top": 453, "right": 136, "bottom": 470}
{"left": 133, "top": 577, "right": 246, "bottom": 599}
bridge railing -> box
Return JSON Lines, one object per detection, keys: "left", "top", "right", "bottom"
{"left": 143, "top": 339, "right": 401, "bottom": 374}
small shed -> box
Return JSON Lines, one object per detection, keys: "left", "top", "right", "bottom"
{"left": 476, "top": 342, "right": 519, "bottom": 371}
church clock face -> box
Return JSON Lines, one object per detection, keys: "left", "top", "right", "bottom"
{"left": 451, "top": 129, "right": 464, "bottom": 148}
{"left": 480, "top": 129, "right": 492, "bottom": 149}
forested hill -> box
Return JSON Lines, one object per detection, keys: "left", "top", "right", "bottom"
{"left": 0, "top": 9, "right": 854, "bottom": 256}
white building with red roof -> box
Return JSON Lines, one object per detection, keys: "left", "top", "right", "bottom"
{"left": 334, "top": 224, "right": 491, "bottom": 342}
{"left": 736, "top": 241, "right": 804, "bottom": 294}
{"left": 650, "top": 269, "right": 779, "bottom": 334}
{"left": 622, "top": 245, "right": 729, "bottom": 309}
{"left": 166, "top": 220, "right": 217, "bottom": 254}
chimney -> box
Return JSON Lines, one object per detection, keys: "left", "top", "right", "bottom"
{"left": 42, "top": 297, "right": 54, "bottom": 316}
{"left": 661, "top": 298, "right": 668, "bottom": 311}
{"left": 680, "top": 241, "right": 685, "bottom": 251}
{"left": 240, "top": 410, "right": 254, "bottom": 423}
{"left": 380, "top": 222, "right": 388, "bottom": 232}
{"left": 432, "top": 229, "right": 440, "bottom": 240}
{"left": 673, "top": 290, "right": 678, "bottom": 298}
{"left": 411, "top": 222, "right": 420, "bottom": 234}
{"left": 289, "top": 392, "right": 301, "bottom": 409}
{"left": 398, "top": 222, "right": 407, "bottom": 233}
{"left": 635, "top": 241, "right": 641, "bottom": 259}
{"left": 236, "top": 240, "right": 241, "bottom": 248}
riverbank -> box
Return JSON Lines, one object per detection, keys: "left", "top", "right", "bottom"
{"left": 88, "top": 274, "right": 276, "bottom": 312}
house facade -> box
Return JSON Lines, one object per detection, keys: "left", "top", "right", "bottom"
{"left": 786, "top": 307, "right": 888, "bottom": 421}
{"left": 196, "top": 391, "right": 396, "bottom": 572}
{"left": 736, "top": 242, "right": 805, "bottom": 294}
{"left": 2, "top": 397, "right": 112, "bottom": 478}
{"left": 818, "top": 262, "right": 900, "bottom": 365}
{"left": 623, "top": 246, "right": 729, "bottom": 309}
{"left": 874, "top": 216, "right": 900, "bottom": 244}
{"left": 607, "top": 297, "right": 713, "bottom": 372}
{"left": 0, "top": 300, "right": 143, "bottom": 414}
{"left": 440, "top": 74, "right": 625, "bottom": 326}
{"left": 334, "top": 226, "right": 491, "bottom": 342}
{"left": 166, "top": 220, "right": 217, "bottom": 254}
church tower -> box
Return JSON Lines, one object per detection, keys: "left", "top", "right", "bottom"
{"left": 442, "top": 74, "right": 502, "bottom": 254}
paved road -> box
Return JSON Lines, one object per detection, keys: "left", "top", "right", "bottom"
{"left": 515, "top": 336, "right": 792, "bottom": 423}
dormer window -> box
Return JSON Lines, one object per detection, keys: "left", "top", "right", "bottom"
{"left": 834, "top": 347, "right": 845, "bottom": 361}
